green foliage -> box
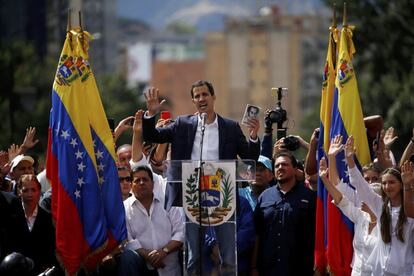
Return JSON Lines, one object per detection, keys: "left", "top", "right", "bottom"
{"left": 185, "top": 171, "right": 199, "bottom": 207}
{"left": 97, "top": 74, "right": 145, "bottom": 146}
{"left": 221, "top": 174, "right": 233, "bottom": 208}
{"left": 0, "top": 40, "right": 145, "bottom": 163}
{"left": 166, "top": 21, "right": 197, "bottom": 35}
{"left": 0, "top": 41, "right": 55, "bottom": 159}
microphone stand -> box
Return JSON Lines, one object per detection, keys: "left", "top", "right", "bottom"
{"left": 196, "top": 115, "right": 206, "bottom": 276}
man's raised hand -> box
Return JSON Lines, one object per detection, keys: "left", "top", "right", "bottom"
{"left": 144, "top": 87, "right": 166, "bottom": 116}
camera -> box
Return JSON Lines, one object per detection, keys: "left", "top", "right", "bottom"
{"left": 266, "top": 87, "right": 288, "bottom": 125}
{"left": 265, "top": 87, "right": 289, "bottom": 139}
{"left": 283, "top": 135, "right": 300, "bottom": 151}
{"left": 267, "top": 106, "right": 287, "bottom": 124}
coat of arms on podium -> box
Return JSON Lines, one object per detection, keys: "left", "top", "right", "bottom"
{"left": 182, "top": 161, "right": 236, "bottom": 226}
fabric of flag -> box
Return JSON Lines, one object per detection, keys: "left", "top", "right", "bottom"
{"left": 46, "top": 28, "right": 126, "bottom": 274}
{"left": 326, "top": 25, "right": 371, "bottom": 276}
{"left": 314, "top": 26, "right": 338, "bottom": 275}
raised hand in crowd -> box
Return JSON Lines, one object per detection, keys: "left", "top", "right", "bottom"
{"left": 373, "top": 129, "right": 394, "bottom": 170}
{"left": 150, "top": 117, "right": 173, "bottom": 171}
{"left": 328, "top": 135, "right": 344, "bottom": 157}
{"left": 8, "top": 144, "right": 20, "bottom": 163}
{"left": 0, "top": 151, "right": 10, "bottom": 176}
{"left": 399, "top": 128, "right": 414, "bottom": 167}
{"left": 383, "top": 126, "right": 398, "bottom": 149}
{"left": 20, "top": 127, "right": 39, "bottom": 154}
{"left": 401, "top": 160, "right": 414, "bottom": 218}
{"left": 114, "top": 115, "right": 134, "bottom": 143}
{"left": 305, "top": 128, "right": 319, "bottom": 176}
{"left": 327, "top": 135, "right": 343, "bottom": 184}
{"left": 344, "top": 135, "right": 356, "bottom": 168}
{"left": 145, "top": 87, "right": 166, "bottom": 116}
{"left": 319, "top": 157, "right": 342, "bottom": 204}
{"left": 131, "top": 110, "right": 145, "bottom": 163}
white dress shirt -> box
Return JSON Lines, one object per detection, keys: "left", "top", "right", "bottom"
{"left": 349, "top": 166, "right": 414, "bottom": 276}
{"left": 124, "top": 192, "right": 185, "bottom": 276}
{"left": 336, "top": 196, "right": 378, "bottom": 276}
{"left": 23, "top": 204, "right": 38, "bottom": 232}
{"left": 337, "top": 179, "right": 361, "bottom": 207}
{"left": 191, "top": 114, "right": 219, "bottom": 161}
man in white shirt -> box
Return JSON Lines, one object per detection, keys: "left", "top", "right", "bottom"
{"left": 118, "top": 165, "right": 184, "bottom": 276}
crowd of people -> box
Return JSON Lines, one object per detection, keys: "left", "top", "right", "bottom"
{"left": 0, "top": 80, "right": 414, "bottom": 276}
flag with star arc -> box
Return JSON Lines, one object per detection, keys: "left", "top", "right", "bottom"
{"left": 315, "top": 25, "right": 371, "bottom": 276}
{"left": 46, "top": 28, "right": 126, "bottom": 274}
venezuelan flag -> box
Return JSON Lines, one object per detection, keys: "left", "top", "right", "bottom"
{"left": 315, "top": 25, "right": 338, "bottom": 275}
{"left": 327, "top": 25, "right": 371, "bottom": 276}
{"left": 46, "top": 28, "right": 126, "bottom": 274}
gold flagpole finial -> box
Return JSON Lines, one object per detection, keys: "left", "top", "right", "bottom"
{"left": 342, "top": 2, "right": 347, "bottom": 27}
{"left": 332, "top": 3, "right": 337, "bottom": 27}
{"left": 67, "top": 8, "right": 72, "bottom": 32}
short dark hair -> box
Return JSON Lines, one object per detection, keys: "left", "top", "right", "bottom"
{"left": 274, "top": 152, "right": 298, "bottom": 168}
{"left": 190, "top": 80, "right": 215, "bottom": 98}
{"left": 131, "top": 165, "right": 153, "bottom": 182}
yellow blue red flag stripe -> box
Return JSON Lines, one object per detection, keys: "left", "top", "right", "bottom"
{"left": 315, "top": 26, "right": 338, "bottom": 274}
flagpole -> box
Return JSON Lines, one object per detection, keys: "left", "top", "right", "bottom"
{"left": 67, "top": 9, "right": 73, "bottom": 51}
{"left": 78, "top": 10, "right": 83, "bottom": 31}
{"left": 331, "top": 3, "right": 337, "bottom": 70}
{"left": 67, "top": 9, "right": 71, "bottom": 32}
{"left": 342, "top": 2, "right": 347, "bottom": 27}
{"left": 78, "top": 11, "right": 84, "bottom": 51}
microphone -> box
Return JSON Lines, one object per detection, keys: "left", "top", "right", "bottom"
{"left": 200, "top": 113, "right": 207, "bottom": 129}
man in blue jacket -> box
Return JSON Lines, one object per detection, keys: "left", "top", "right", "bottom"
{"left": 142, "top": 80, "right": 260, "bottom": 209}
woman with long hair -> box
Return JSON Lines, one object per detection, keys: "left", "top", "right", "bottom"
{"left": 345, "top": 136, "right": 414, "bottom": 276}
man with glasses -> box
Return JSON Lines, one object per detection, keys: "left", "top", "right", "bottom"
{"left": 117, "top": 166, "right": 132, "bottom": 201}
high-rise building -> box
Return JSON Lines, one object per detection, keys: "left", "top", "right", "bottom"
{"left": 205, "top": 5, "right": 327, "bottom": 135}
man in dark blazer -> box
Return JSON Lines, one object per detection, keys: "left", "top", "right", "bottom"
{"left": 143, "top": 80, "right": 261, "bottom": 209}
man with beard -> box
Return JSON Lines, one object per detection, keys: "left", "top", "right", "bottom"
{"left": 252, "top": 152, "right": 316, "bottom": 276}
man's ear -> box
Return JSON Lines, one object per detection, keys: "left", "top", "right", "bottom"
{"left": 212, "top": 94, "right": 216, "bottom": 101}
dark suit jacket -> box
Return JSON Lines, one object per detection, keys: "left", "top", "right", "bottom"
{"left": 23, "top": 205, "right": 56, "bottom": 275}
{"left": 0, "top": 191, "right": 28, "bottom": 260}
{"left": 143, "top": 114, "right": 260, "bottom": 208}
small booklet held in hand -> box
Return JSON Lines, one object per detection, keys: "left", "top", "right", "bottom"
{"left": 242, "top": 104, "right": 260, "bottom": 126}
